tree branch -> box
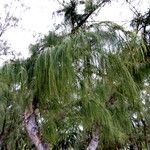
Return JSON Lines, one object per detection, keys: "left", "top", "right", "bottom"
{"left": 71, "top": 0, "right": 111, "bottom": 33}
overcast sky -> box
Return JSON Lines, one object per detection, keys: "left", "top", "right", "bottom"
{"left": 1, "top": 0, "right": 150, "bottom": 60}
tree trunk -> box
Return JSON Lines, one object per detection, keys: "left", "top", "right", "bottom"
{"left": 129, "top": 144, "right": 139, "bottom": 150}
{"left": 0, "top": 138, "right": 4, "bottom": 149}
{"left": 24, "top": 104, "right": 51, "bottom": 150}
{"left": 86, "top": 126, "right": 99, "bottom": 150}
{"left": 141, "top": 119, "right": 149, "bottom": 150}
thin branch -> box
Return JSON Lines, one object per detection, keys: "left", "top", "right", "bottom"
{"left": 71, "top": 0, "right": 111, "bottom": 33}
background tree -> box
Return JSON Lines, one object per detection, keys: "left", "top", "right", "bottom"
{"left": 0, "top": 1, "right": 31, "bottom": 149}
{"left": 0, "top": 2, "right": 18, "bottom": 55}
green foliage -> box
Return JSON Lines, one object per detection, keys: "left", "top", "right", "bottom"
{"left": 35, "top": 23, "right": 143, "bottom": 148}
{"left": 0, "top": 16, "right": 148, "bottom": 150}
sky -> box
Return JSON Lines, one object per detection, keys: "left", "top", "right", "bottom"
{"left": 1, "top": 0, "right": 150, "bottom": 61}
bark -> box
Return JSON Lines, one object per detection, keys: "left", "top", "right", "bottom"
{"left": 86, "top": 126, "right": 99, "bottom": 150}
{"left": 129, "top": 144, "right": 139, "bottom": 150}
{"left": 141, "top": 119, "right": 149, "bottom": 150}
{"left": 0, "top": 137, "right": 4, "bottom": 148}
{"left": 129, "top": 120, "right": 141, "bottom": 150}
{"left": 24, "top": 103, "right": 51, "bottom": 150}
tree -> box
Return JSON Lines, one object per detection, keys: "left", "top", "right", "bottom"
{"left": 130, "top": 6, "right": 150, "bottom": 149}
{"left": 0, "top": 59, "right": 36, "bottom": 149}
{"left": 0, "top": 22, "right": 144, "bottom": 150}
{"left": 57, "top": 0, "right": 111, "bottom": 33}
{"left": 0, "top": 0, "right": 149, "bottom": 150}
{"left": 0, "top": 0, "right": 20, "bottom": 57}
{"left": 0, "top": 1, "right": 31, "bottom": 149}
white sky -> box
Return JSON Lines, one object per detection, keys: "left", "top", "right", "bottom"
{"left": 1, "top": 0, "right": 150, "bottom": 60}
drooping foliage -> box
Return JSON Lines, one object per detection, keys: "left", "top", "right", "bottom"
{"left": 0, "top": 20, "right": 147, "bottom": 149}
{"left": 0, "top": 0, "right": 150, "bottom": 149}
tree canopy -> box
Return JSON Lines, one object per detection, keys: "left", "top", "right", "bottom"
{"left": 0, "top": 0, "right": 150, "bottom": 150}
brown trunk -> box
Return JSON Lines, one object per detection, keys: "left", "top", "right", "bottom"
{"left": 24, "top": 104, "right": 51, "bottom": 150}
{"left": 141, "top": 119, "right": 149, "bottom": 150}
